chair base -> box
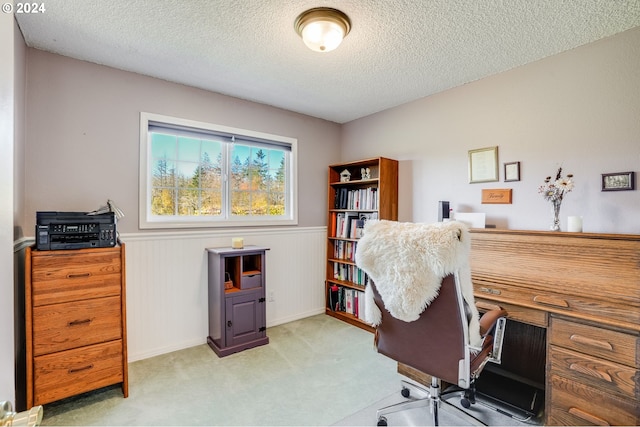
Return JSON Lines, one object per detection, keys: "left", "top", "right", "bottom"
{"left": 376, "top": 379, "right": 487, "bottom": 426}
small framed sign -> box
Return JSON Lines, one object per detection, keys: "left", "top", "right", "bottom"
{"left": 481, "top": 189, "right": 512, "bottom": 204}
{"left": 504, "top": 161, "right": 520, "bottom": 182}
{"left": 601, "top": 171, "right": 635, "bottom": 191}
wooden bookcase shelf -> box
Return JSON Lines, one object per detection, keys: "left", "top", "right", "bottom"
{"left": 325, "top": 157, "right": 398, "bottom": 331}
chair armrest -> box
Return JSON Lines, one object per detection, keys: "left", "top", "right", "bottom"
{"left": 478, "top": 308, "right": 507, "bottom": 336}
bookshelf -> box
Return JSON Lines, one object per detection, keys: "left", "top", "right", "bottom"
{"left": 325, "top": 157, "right": 398, "bottom": 331}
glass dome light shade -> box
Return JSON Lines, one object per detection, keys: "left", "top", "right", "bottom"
{"left": 295, "top": 8, "right": 351, "bottom": 53}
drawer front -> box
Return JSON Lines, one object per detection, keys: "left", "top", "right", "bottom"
{"left": 241, "top": 272, "right": 262, "bottom": 289}
{"left": 474, "top": 297, "right": 547, "bottom": 328}
{"left": 473, "top": 280, "right": 639, "bottom": 328}
{"left": 550, "top": 317, "right": 638, "bottom": 367}
{"left": 32, "top": 250, "right": 121, "bottom": 306}
{"left": 33, "top": 296, "right": 122, "bottom": 355}
{"left": 548, "top": 374, "right": 639, "bottom": 426}
{"left": 549, "top": 346, "right": 638, "bottom": 400}
{"left": 33, "top": 340, "right": 124, "bottom": 406}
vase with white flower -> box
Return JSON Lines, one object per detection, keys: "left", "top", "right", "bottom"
{"left": 538, "top": 167, "right": 574, "bottom": 231}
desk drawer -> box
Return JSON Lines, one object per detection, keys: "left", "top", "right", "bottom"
{"left": 33, "top": 340, "right": 124, "bottom": 406}
{"left": 474, "top": 297, "right": 547, "bottom": 327}
{"left": 549, "top": 346, "right": 638, "bottom": 400}
{"left": 548, "top": 374, "right": 639, "bottom": 426}
{"left": 549, "top": 317, "right": 638, "bottom": 367}
{"left": 473, "top": 280, "right": 639, "bottom": 328}
{"left": 33, "top": 296, "right": 122, "bottom": 355}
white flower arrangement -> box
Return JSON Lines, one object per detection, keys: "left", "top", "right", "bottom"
{"left": 539, "top": 167, "right": 574, "bottom": 202}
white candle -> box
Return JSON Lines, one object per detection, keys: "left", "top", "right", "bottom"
{"left": 231, "top": 237, "right": 244, "bottom": 249}
{"left": 567, "top": 216, "right": 583, "bottom": 233}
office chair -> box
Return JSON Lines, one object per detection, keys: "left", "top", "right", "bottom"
{"left": 371, "top": 273, "right": 507, "bottom": 426}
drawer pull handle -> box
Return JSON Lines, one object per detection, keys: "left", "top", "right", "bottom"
{"left": 68, "top": 364, "right": 94, "bottom": 374}
{"left": 569, "top": 334, "right": 614, "bottom": 351}
{"left": 68, "top": 318, "right": 92, "bottom": 327}
{"left": 533, "top": 295, "right": 569, "bottom": 308}
{"left": 476, "top": 301, "right": 502, "bottom": 312}
{"left": 569, "top": 362, "right": 613, "bottom": 382}
{"left": 67, "top": 272, "right": 91, "bottom": 279}
{"left": 479, "top": 287, "right": 501, "bottom": 295}
{"left": 568, "top": 407, "right": 610, "bottom": 426}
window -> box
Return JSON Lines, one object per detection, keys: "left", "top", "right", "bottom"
{"left": 139, "top": 112, "right": 298, "bottom": 229}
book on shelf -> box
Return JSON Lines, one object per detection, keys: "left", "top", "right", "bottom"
{"left": 332, "top": 212, "right": 378, "bottom": 240}
{"left": 328, "top": 285, "right": 366, "bottom": 319}
{"left": 333, "top": 240, "right": 358, "bottom": 262}
{"left": 331, "top": 260, "right": 369, "bottom": 285}
{"left": 333, "top": 187, "right": 379, "bottom": 210}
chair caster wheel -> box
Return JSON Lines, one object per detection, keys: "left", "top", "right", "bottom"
{"left": 377, "top": 416, "right": 388, "bottom": 426}
{"left": 401, "top": 387, "right": 410, "bottom": 398}
{"left": 460, "top": 398, "right": 471, "bottom": 409}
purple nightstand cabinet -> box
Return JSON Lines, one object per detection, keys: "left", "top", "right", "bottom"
{"left": 206, "top": 245, "right": 270, "bottom": 357}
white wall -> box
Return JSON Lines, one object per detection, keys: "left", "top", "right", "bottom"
{"left": 341, "top": 27, "right": 640, "bottom": 234}
{"left": 1, "top": 13, "right": 16, "bottom": 406}
{"left": 122, "top": 227, "right": 326, "bottom": 361}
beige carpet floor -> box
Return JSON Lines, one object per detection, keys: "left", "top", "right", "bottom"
{"left": 39, "top": 314, "right": 401, "bottom": 426}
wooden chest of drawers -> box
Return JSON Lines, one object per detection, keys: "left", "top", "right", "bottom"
{"left": 25, "top": 245, "right": 128, "bottom": 407}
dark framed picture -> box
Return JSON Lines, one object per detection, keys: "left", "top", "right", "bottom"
{"left": 504, "top": 161, "right": 520, "bottom": 182}
{"left": 601, "top": 171, "right": 635, "bottom": 191}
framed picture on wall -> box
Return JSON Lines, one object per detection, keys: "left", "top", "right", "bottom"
{"left": 504, "top": 161, "right": 520, "bottom": 182}
{"left": 601, "top": 171, "right": 635, "bottom": 191}
{"left": 468, "top": 146, "right": 499, "bottom": 183}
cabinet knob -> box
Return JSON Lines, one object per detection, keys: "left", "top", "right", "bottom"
{"left": 227, "top": 321, "right": 232, "bottom": 328}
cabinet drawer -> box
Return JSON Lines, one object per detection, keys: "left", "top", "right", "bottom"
{"left": 549, "top": 346, "right": 638, "bottom": 400}
{"left": 548, "top": 374, "right": 639, "bottom": 426}
{"left": 32, "top": 250, "right": 122, "bottom": 306}
{"left": 473, "top": 280, "right": 639, "bottom": 328}
{"left": 33, "top": 296, "right": 122, "bottom": 356}
{"left": 241, "top": 272, "right": 262, "bottom": 289}
{"left": 549, "top": 317, "right": 638, "bottom": 367}
{"left": 474, "top": 297, "right": 547, "bottom": 327}
{"left": 33, "top": 340, "right": 124, "bottom": 406}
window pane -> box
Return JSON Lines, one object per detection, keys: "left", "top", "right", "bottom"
{"left": 201, "top": 190, "right": 222, "bottom": 215}
{"left": 152, "top": 158, "right": 176, "bottom": 187}
{"left": 177, "top": 136, "right": 201, "bottom": 162}
{"left": 151, "top": 133, "right": 177, "bottom": 160}
{"left": 229, "top": 144, "right": 287, "bottom": 217}
{"left": 231, "top": 190, "right": 250, "bottom": 215}
{"left": 151, "top": 188, "right": 175, "bottom": 215}
{"left": 177, "top": 188, "right": 199, "bottom": 216}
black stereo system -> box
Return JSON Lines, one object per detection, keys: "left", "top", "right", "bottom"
{"left": 36, "top": 211, "right": 117, "bottom": 251}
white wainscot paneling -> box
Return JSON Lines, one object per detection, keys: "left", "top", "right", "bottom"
{"left": 121, "top": 227, "right": 326, "bottom": 362}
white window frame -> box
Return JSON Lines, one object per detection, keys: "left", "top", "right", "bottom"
{"left": 139, "top": 112, "right": 298, "bottom": 229}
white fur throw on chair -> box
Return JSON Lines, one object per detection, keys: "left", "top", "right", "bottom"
{"left": 355, "top": 220, "right": 482, "bottom": 347}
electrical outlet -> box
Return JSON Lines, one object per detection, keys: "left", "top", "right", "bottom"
{"left": 268, "top": 291, "right": 275, "bottom": 302}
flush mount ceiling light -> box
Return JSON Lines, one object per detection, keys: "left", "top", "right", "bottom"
{"left": 294, "top": 7, "right": 351, "bottom": 52}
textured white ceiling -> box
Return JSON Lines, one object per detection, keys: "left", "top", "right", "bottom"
{"left": 15, "top": 0, "right": 640, "bottom": 123}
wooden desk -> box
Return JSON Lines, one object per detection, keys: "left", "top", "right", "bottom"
{"left": 399, "top": 229, "right": 639, "bottom": 425}
{"left": 470, "top": 229, "right": 639, "bottom": 426}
